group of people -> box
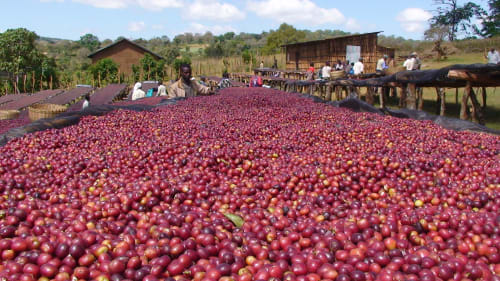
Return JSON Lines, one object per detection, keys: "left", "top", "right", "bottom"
{"left": 308, "top": 57, "right": 376, "bottom": 80}
{"left": 131, "top": 64, "right": 214, "bottom": 101}
{"left": 403, "top": 52, "right": 422, "bottom": 71}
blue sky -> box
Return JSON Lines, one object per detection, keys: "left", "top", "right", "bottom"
{"left": 0, "top": 0, "right": 489, "bottom": 41}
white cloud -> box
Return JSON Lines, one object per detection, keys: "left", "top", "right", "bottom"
{"left": 344, "top": 18, "right": 361, "bottom": 31}
{"left": 396, "top": 8, "right": 432, "bottom": 32}
{"left": 185, "top": 0, "right": 245, "bottom": 22}
{"left": 247, "top": 0, "right": 345, "bottom": 26}
{"left": 40, "top": 0, "right": 65, "bottom": 2}
{"left": 72, "top": 0, "right": 129, "bottom": 9}
{"left": 137, "top": 0, "right": 183, "bottom": 10}
{"left": 189, "top": 23, "right": 236, "bottom": 35}
{"left": 128, "top": 21, "right": 146, "bottom": 32}
{"left": 70, "top": 0, "right": 181, "bottom": 9}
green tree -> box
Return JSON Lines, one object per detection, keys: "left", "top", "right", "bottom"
{"left": 430, "top": 0, "right": 485, "bottom": 41}
{"left": 242, "top": 50, "right": 252, "bottom": 64}
{"left": 0, "top": 28, "right": 43, "bottom": 93}
{"left": 204, "top": 42, "right": 224, "bottom": 57}
{"left": 262, "top": 23, "right": 306, "bottom": 54}
{"left": 38, "top": 56, "right": 59, "bottom": 87}
{"left": 223, "top": 32, "right": 235, "bottom": 41}
{"left": 161, "top": 46, "right": 180, "bottom": 65}
{"left": 131, "top": 64, "right": 141, "bottom": 82}
{"left": 480, "top": 0, "right": 500, "bottom": 37}
{"left": 79, "top": 33, "right": 100, "bottom": 52}
{"left": 88, "top": 58, "right": 118, "bottom": 84}
{"left": 140, "top": 53, "right": 166, "bottom": 81}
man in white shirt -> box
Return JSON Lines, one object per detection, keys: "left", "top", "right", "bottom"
{"left": 486, "top": 48, "right": 500, "bottom": 64}
{"left": 321, "top": 61, "right": 332, "bottom": 79}
{"left": 353, "top": 58, "right": 364, "bottom": 75}
{"left": 403, "top": 54, "right": 415, "bottom": 71}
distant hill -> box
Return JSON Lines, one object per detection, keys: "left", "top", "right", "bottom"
{"left": 38, "top": 36, "right": 67, "bottom": 43}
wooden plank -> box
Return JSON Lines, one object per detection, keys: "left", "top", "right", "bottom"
{"left": 448, "top": 70, "right": 500, "bottom": 86}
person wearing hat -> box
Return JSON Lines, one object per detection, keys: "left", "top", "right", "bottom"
{"left": 403, "top": 53, "right": 416, "bottom": 71}
{"left": 376, "top": 55, "right": 389, "bottom": 72}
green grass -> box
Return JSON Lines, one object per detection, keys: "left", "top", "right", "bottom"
{"left": 373, "top": 88, "right": 500, "bottom": 131}
{"left": 182, "top": 44, "right": 208, "bottom": 54}
{"left": 372, "top": 53, "right": 500, "bottom": 131}
{"left": 421, "top": 53, "right": 489, "bottom": 69}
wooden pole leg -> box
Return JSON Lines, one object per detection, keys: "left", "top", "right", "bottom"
{"left": 481, "top": 87, "right": 487, "bottom": 110}
{"left": 436, "top": 87, "right": 445, "bottom": 116}
{"left": 379, "top": 87, "right": 385, "bottom": 108}
{"left": 417, "top": 87, "right": 424, "bottom": 110}
{"left": 366, "top": 87, "right": 374, "bottom": 105}
{"left": 460, "top": 87, "right": 469, "bottom": 120}
{"left": 325, "top": 84, "right": 332, "bottom": 101}
{"left": 406, "top": 83, "right": 416, "bottom": 110}
{"left": 399, "top": 86, "right": 406, "bottom": 108}
{"left": 468, "top": 83, "right": 485, "bottom": 125}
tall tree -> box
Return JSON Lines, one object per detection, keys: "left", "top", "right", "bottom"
{"left": 79, "top": 33, "right": 100, "bottom": 52}
{"left": 430, "top": 0, "right": 485, "bottom": 41}
{"left": 262, "top": 23, "right": 306, "bottom": 54}
{"left": 424, "top": 25, "right": 449, "bottom": 60}
{"left": 480, "top": 0, "right": 499, "bottom": 37}
{"left": 0, "top": 28, "right": 43, "bottom": 93}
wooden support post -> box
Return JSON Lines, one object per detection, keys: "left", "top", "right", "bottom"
{"left": 399, "top": 85, "right": 406, "bottom": 108}
{"left": 379, "top": 87, "right": 385, "bottom": 108}
{"left": 366, "top": 87, "right": 374, "bottom": 105}
{"left": 467, "top": 83, "right": 485, "bottom": 125}
{"left": 390, "top": 86, "right": 396, "bottom": 98}
{"left": 325, "top": 84, "right": 332, "bottom": 101}
{"left": 481, "top": 87, "right": 487, "bottom": 110}
{"left": 460, "top": 87, "right": 469, "bottom": 120}
{"left": 406, "top": 84, "right": 417, "bottom": 109}
{"left": 417, "top": 87, "right": 424, "bottom": 110}
{"left": 436, "top": 87, "right": 446, "bottom": 116}
{"left": 455, "top": 88, "right": 459, "bottom": 104}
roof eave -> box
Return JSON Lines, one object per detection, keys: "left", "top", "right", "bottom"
{"left": 87, "top": 38, "right": 165, "bottom": 60}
